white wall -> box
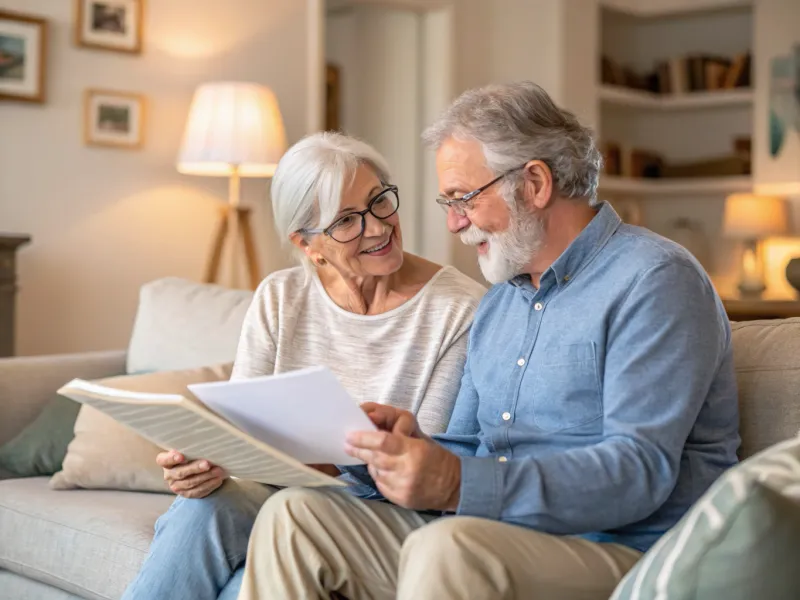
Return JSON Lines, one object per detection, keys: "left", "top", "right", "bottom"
{"left": 0, "top": 0, "right": 312, "bottom": 355}
{"left": 326, "top": 5, "right": 422, "bottom": 253}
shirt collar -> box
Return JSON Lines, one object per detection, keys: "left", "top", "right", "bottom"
{"left": 510, "top": 201, "right": 621, "bottom": 289}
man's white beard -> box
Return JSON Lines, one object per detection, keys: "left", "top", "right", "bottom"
{"left": 460, "top": 202, "right": 545, "bottom": 284}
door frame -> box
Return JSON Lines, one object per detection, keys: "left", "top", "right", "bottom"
{"left": 307, "top": 0, "right": 457, "bottom": 265}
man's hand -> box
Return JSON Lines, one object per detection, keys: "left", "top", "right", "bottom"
{"left": 360, "top": 402, "right": 422, "bottom": 437}
{"left": 346, "top": 405, "right": 461, "bottom": 512}
{"left": 157, "top": 450, "right": 227, "bottom": 499}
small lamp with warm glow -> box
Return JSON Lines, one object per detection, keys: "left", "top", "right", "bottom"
{"left": 723, "top": 193, "right": 788, "bottom": 295}
{"left": 177, "top": 82, "right": 287, "bottom": 289}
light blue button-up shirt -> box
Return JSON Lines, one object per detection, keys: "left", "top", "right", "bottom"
{"left": 433, "top": 201, "right": 740, "bottom": 552}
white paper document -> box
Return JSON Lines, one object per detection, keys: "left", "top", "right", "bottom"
{"left": 188, "top": 366, "right": 376, "bottom": 466}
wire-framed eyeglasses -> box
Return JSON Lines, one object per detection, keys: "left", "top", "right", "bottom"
{"left": 435, "top": 163, "right": 529, "bottom": 216}
{"left": 301, "top": 185, "right": 400, "bottom": 243}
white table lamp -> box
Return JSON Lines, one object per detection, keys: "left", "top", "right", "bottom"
{"left": 723, "top": 193, "right": 788, "bottom": 296}
{"left": 177, "top": 82, "right": 287, "bottom": 289}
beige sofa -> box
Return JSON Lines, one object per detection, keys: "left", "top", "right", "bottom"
{"left": 1, "top": 277, "right": 800, "bottom": 600}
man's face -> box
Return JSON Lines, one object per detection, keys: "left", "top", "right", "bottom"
{"left": 435, "top": 137, "right": 545, "bottom": 283}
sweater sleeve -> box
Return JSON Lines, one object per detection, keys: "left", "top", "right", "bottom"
{"left": 230, "top": 280, "right": 277, "bottom": 381}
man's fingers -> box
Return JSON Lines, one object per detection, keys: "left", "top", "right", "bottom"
{"left": 361, "top": 403, "right": 398, "bottom": 431}
{"left": 156, "top": 450, "right": 185, "bottom": 469}
{"left": 392, "top": 413, "right": 419, "bottom": 438}
{"left": 345, "top": 431, "right": 404, "bottom": 454}
{"left": 169, "top": 467, "right": 224, "bottom": 492}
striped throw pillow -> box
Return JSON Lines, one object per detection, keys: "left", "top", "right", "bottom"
{"left": 611, "top": 434, "right": 800, "bottom": 600}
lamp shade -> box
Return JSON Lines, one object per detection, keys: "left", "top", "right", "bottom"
{"left": 176, "top": 82, "right": 287, "bottom": 177}
{"left": 722, "top": 193, "right": 788, "bottom": 240}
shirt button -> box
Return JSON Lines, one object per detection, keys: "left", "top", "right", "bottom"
{"left": 517, "top": 358, "right": 525, "bottom": 366}
{"left": 498, "top": 456, "right": 508, "bottom": 463}
{"left": 502, "top": 412, "right": 511, "bottom": 421}
{"left": 534, "top": 302, "right": 543, "bottom": 311}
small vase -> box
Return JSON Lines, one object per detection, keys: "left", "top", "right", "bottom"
{"left": 785, "top": 258, "right": 800, "bottom": 293}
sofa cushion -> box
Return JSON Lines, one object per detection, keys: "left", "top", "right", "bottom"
{"left": 611, "top": 434, "right": 800, "bottom": 600}
{"left": 0, "top": 569, "right": 82, "bottom": 600}
{"left": 50, "top": 363, "right": 233, "bottom": 494}
{"left": 0, "top": 394, "right": 80, "bottom": 478}
{"left": 731, "top": 318, "right": 800, "bottom": 458}
{"left": 126, "top": 277, "right": 253, "bottom": 374}
{"left": 0, "top": 477, "right": 172, "bottom": 600}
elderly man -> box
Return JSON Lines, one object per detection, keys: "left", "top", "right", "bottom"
{"left": 238, "top": 81, "right": 740, "bottom": 600}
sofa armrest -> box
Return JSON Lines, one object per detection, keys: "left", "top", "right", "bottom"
{"left": 0, "top": 350, "right": 127, "bottom": 447}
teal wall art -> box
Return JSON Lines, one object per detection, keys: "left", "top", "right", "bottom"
{"left": 770, "top": 43, "right": 800, "bottom": 158}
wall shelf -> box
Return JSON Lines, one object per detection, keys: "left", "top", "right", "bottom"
{"left": 599, "top": 175, "right": 752, "bottom": 196}
{"left": 600, "top": 0, "right": 751, "bottom": 18}
{"left": 599, "top": 85, "right": 753, "bottom": 110}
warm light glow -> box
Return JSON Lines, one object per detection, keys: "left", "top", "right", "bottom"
{"left": 742, "top": 246, "right": 757, "bottom": 276}
{"left": 177, "top": 82, "right": 287, "bottom": 178}
{"left": 723, "top": 193, "right": 789, "bottom": 240}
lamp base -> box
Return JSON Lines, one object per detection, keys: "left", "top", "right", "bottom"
{"left": 204, "top": 204, "right": 261, "bottom": 290}
{"left": 737, "top": 279, "right": 766, "bottom": 297}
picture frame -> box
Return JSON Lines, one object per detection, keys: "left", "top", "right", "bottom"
{"left": 0, "top": 10, "right": 47, "bottom": 103}
{"left": 84, "top": 89, "right": 145, "bottom": 149}
{"left": 325, "top": 63, "right": 341, "bottom": 132}
{"left": 75, "top": 0, "right": 143, "bottom": 54}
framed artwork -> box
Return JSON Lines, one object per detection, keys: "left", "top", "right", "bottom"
{"left": 75, "top": 0, "right": 143, "bottom": 54}
{"left": 0, "top": 10, "right": 47, "bottom": 103}
{"left": 325, "top": 63, "right": 341, "bottom": 131}
{"left": 84, "top": 89, "right": 145, "bottom": 149}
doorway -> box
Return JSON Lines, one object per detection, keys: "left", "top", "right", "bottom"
{"left": 317, "top": 0, "right": 455, "bottom": 265}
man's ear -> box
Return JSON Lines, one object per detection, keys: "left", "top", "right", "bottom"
{"left": 522, "top": 160, "right": 554, "bottom": 210}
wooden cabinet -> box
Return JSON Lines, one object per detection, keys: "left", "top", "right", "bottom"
{"left": 0, "top": 235, "right": 30, "bottom": 357}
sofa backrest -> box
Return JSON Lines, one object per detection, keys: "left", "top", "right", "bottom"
{"left": 731, "top": 318, "right": 800, "bottom": 459}
{"left": 125, "top": 278, "right": 800, "bottom": 460}
{"left": 126, "top": 277, "right": 253, "bottom": 374}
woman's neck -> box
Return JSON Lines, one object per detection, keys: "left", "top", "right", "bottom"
{"left": 317, "top": 253, "right": 438, "bottom": 315}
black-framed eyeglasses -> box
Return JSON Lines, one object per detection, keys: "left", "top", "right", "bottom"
{"left": 435, "top": 163, "right": 529, "bottom": 216}
{"left": 301, "top": 185, "right": 400, "bottom": 243}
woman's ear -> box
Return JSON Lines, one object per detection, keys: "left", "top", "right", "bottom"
{"left": 289, "top": 231, "right": 309, "bottom": 254}
{"left": 522, "top": 160, "right": 554, "bottom": 210}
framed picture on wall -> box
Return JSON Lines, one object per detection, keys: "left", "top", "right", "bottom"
{"left": 75, "top": 0, "right": 143, "bottom": 54}
{"left": 326, "top": 63, "right": 341, "bottom": 131}
{"left": 0, "top": 10, "right": 47, "bottom": 103}
{"left": 84, "top": 89, "right": 145, "bottom": 149}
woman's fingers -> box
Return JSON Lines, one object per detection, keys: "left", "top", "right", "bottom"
{"left": 166, "top": 459, "right": 212, "bottom": 483}
{"left": 156, "top": 450, "right": 185, "bottom": 469}
{"left": 169, "top": 467, "right": 225, "bottom": 493}
{"left": 178, "top": 475, "right": 225, "bottom": 499}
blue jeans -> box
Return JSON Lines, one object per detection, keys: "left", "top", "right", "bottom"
{"left": 122, "top": 479, "right": 276, "bottom": 600}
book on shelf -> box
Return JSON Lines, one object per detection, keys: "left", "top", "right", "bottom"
{"left": 602, "top": 52, "right": 751, "bottom": 95}
{"left": 57, "top": 366, "right": 378, "bottom": 488}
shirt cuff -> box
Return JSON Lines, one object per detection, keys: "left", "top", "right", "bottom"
{"left": 455, "top": 456, "right": 504, "bottom": 520}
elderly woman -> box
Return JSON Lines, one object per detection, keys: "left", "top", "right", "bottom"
{"left": 121, "top": 132, "right": 485, "bottom": 600}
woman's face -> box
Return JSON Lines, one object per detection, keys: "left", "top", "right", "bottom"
{"left": 300, "top": 165, "right": 404, "bottom": 278}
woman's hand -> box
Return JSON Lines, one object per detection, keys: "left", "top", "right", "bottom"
{"left": 157, "top": 450, "right": 227, "bottom": 499}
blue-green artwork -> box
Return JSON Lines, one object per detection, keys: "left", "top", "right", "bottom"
{"left": 770, "top": 44, "right": 800, "bottom": 158}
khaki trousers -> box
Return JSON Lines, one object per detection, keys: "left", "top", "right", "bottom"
{"left": 238, "top": 488, "right": 642, "bottom": 600}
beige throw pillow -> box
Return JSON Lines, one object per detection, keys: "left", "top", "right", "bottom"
{"left": 50, "top": 363, "right": 233, "bottom": 493}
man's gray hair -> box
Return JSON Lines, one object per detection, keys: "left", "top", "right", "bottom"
{"left": 271, "top": 131, "right": 391, "bottom": 263}
{"left": 422, "top": 81, "right": 602, "bottom": 203}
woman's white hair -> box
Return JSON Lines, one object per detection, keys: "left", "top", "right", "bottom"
{"left": 271, "top": 131, "right": 392, "bottom": 265}
{"left": 422, "top": 81, "right": 602, "bottom": 204}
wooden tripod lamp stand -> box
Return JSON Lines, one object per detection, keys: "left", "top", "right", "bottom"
{"left": 177, "top": 82, "right": 287, "bottom": 290}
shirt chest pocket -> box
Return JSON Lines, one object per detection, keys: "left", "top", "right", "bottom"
{"left": 524, "top": 342, "right": 602, "bottom": 432}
